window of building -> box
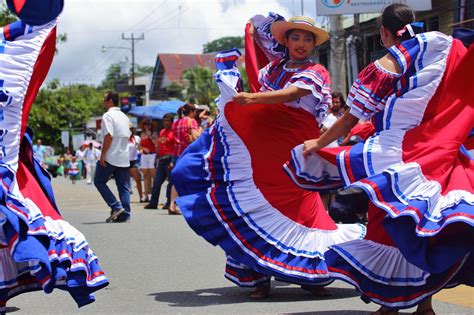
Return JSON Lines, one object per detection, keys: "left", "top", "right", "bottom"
{"left": 428, "top": 16, "right": 440, "bottom": 31}
{"left": 419, "top": 16, "right": 440, "bottom": 32}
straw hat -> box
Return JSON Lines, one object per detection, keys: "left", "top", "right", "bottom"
{"left": 271, "top": 16, "right": 329, "bottom": 47}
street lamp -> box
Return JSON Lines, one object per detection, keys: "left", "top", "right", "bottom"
{"left": 101, "top": 45, "right": 130, "bottom": 53}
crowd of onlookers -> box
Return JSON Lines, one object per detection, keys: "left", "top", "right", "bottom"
{"left": 33, "top": 94, "right": 372, "bottom": 220}
{"left": 33, "top": 102, "right": 215, "bottom": 215}
{"left": 135, "top": 103, "right": 214, "bottom": 214}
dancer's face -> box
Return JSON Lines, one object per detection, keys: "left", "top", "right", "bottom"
{"left": 285, "top": 29, "right": 315, "bottom": 61}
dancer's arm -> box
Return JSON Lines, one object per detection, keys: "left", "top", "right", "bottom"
{"left": 233, "top": 86, "right": 312, "bottom": 105}
{"left": 303, "top": 111, "right": 359, "bottom": 157}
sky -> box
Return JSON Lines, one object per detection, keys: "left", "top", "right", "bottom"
{"left": 47, "top": 0, "right": 325, "bottom": 86}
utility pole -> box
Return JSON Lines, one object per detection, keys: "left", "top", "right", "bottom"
{"left": 300, "top": 0, "right": 304, "bottom": 15}
{"left": 121, "top": 33, "right": 144, "bottom": 96}
{"left": 329, "top": 15, "right": 346, "bottom": 95}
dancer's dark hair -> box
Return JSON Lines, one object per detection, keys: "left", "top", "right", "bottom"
{"left": 380, "top": 4, "right": 422, "bottom": 41}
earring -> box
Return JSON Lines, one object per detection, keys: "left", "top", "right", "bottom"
{"left": 379, "top": 38, "right": 385, "bottom": 48}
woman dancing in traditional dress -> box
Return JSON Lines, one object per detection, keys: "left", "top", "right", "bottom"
{"left": 172, "top": 13, "right": 365, "bottom": 299}
{"left": 286, "top": 3, "right": 473, "bottom": 314}
{"left": 0, "top": 0, "right": 108, "bottom": 312}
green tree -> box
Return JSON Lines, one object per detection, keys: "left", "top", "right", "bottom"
{"left": 99, "top": 63, "right": 128, "bottom": 90}
{"left": 203, "top": 36, "right": 244, "bottom": 53}
{"left": 0, "top": 5, "right": 16, "bottom": 25}
{"left": 165, "top": 81, "right": 185, "bottom": 99}
{"left": 56, "top": 32, "right": 67, "bottom": 54}
{"left": 239, "top": 65, "right": 250, "bottom": 93}
{"left": 181, "top": 66, "right": 219, "bottom": 105}
{"left": 99, "top": 63, "right": 154, "bottom": 90}
{"left": 136, "top": 65, "right": 154, "bottom": 76}
{"left": 29, "top": 81, "right": 104, "bottom": 149}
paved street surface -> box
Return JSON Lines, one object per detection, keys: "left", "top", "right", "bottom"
{"left": 7, "top": 177, "right": 474, "bottom": 314}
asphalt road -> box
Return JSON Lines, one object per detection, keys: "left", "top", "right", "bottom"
{"left": 6, "top": 177, "right": 474, "bottom": 314}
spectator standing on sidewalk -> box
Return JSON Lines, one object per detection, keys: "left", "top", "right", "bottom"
{"left": 168, "top": 103, "right": 200, "bottom": 214}
{"left": 33, "top": 139, "right": 46, "bottom": 166}
{"left": 144, "top": 113, "right": 178, "bottom": 210}
{"left": 94, "top": 91, "right": 131, "bottom": 223}
{"left": 84, "top": 142, "right": 101, "bottom": 184}
{"left": 139, "top": 121, "right": 157, "bottom": 203}
{"left": 75, "top": 146, "right": 86, "bottom": 180}
{"left": 128, "top": 124, "right": 143, "bottom": 202}
{"left": 63, "top": 148, "right": 73, "bottom": 178}
{"left": 68, "top": 156, "right": 80, "bottom": 184}
{"left": 196, "top": 105, "right": 214, "bottom": 133}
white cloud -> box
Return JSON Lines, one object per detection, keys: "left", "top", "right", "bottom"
{"left": 47, "top": 0, "right": 306, "bottom": 85}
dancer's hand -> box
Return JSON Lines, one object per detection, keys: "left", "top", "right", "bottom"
{"left": 233, "top": 92, "right": 255, "bottom": 105}
{"left": 303, "top": 139, "right": 321, "bottom": 157}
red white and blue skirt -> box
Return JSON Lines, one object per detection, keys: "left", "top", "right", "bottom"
{"left": 0, "top": 2, "right": 108, "bottom": 312}
{"left": 172, "top": 48, "right": 365, "bottom": 287}
{"left": 285, "top": 33, "right": 474, "bottom": 309}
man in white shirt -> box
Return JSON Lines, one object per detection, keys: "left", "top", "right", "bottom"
{"left": 321, "top": 92, "right": 347, "bottom": 148}
{"left": 94, "top": 91, "right": 131, "bottom": 223}
{"left": 84, "top": 142, "right": 101, "bottom": 184}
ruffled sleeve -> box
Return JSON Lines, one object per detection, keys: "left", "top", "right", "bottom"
{"left": 251, "top": 13, "right": 286, "bottom": 62}
{"left": 288, "top": 65, "right": 332, "bottom": 125}
{"left": 347, "top": 61, "right": 399, "bottom": 120}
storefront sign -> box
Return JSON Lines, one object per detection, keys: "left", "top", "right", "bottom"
{"left": 316, "top": 0, "right": 432, "bottom": 15}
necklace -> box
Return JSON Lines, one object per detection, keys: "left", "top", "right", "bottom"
{"left": 287, "top": 58, "right": 310, "bottom": 65}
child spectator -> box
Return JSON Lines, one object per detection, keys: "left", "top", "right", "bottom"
{"left": 68, "top": 156, "right": 80, "bottom": 184}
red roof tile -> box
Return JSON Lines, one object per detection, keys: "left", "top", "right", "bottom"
{"left": 158, "top": 53, "right": 217, "bottom": 82}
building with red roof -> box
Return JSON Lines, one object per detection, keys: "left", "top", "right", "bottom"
{"left": 150, "top": 53, "right": 216, "bottom": 100}
{"left": 149, "top": 52, "right": 244, "bottom": 100}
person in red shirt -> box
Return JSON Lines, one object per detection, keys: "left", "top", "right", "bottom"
{"left": 167, "top": 103, "right": 200, "bottom": 214}
{"left": 172, "top": 103, "right": 200, "bottom": 157}
{"left": 144, "top": 113, "right": 179, "bottom": 211}
{"left": 139, "top": 121, "right": 157, "bottom": 202}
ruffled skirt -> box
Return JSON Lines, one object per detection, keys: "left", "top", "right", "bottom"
{"left": 285, "top": 43, "right": 474, "bottom": 309}
{"left": 0, "top": 130, "right": 108, "bottom": 311}
{"left": 0, "top": 14, "right": 108, "bottom": 311}
{"left": 172, "top": 49, "right": 365, "bottom": 286}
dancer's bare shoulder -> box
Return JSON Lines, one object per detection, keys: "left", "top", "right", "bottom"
{"left": 378, "top": 54, "right": 402, "bottom": 75}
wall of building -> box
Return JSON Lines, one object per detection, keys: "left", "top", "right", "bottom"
{"left": 417, "top": 0, "right": 455, "bottom": 34}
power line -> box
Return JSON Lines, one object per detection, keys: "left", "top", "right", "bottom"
{"left": 121, "top": 32, "right": 145, "bottom": 92}
{"left": 140, "top": 2, "right": 188, "bottom": 32}
{"left": 125, "top": 0, "right": 167, "bottom": 32}
{"left": 72, "top": 2, "right": 187, "bottom": 84}
{"left": 70, "top": 1, "right": 176, "bottom": 84}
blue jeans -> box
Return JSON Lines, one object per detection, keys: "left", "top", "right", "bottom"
{"left": 94, "top": 161, "right": 131, "bottom": 219}
{"left": 149, "top": 155, "right": 172, "bottom": 207}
